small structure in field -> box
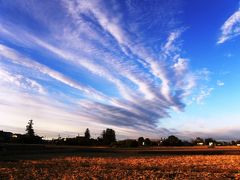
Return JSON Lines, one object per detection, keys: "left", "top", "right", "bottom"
{"left": 197, "top": 142, "right": 204, "bottom": 146}
{"left": 208, "top": 142, "right": 215, "bottom": 148}
{"left": 237, "top": 144, "right": 240, "bottom": 147}
{"left": 12, "top": 134, "right": 20, "bottom": 138}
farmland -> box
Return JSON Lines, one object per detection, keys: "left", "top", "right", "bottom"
{"left": 1, "top": 145, "right": 240, "bottom": 179}
{"left": 1, "top": 155, "right": 240, "bottom": 179}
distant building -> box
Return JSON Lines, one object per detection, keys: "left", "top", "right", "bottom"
{"left": 12, "top": 134, "right": 17, "bottom": 138}
{"left": 151, "top": 138, "right": 165, "bottom": 146}
{"left": 197, "top": 142, "right": 204, "bottom": 146}
{"left": 12, "top": 133, "right": 21, "bottom": 138}
{"left": 208, "top": 142, "right": 215, "bottom": 147}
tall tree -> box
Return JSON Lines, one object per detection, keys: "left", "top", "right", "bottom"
{"left": 102, "top": 128, "right": 116, "bottom": 145}
{"left": 26, "top": 119, "right": 35, "bottom": 137}
{"left": 138, "top": 137, "right": 145, "bottom": 146}
{"left": 162, "top": 135, "right": 182, "bottom": 146}
{"left": 84, "top": 128, "right": 91, "bottom": 139}
{"left": 144, "top": 138, "right": 152, "bottom": 146}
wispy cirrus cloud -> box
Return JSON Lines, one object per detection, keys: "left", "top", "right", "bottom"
{"left": 0, "top": 0, "right": 210, "bottom": 138}
{"left": 0, "top": 44, "right": 107, "bottom": 102}
{"left": 195, "top": 87, "right": 214, "bottom": 105}
{"left": 218, "top": 8, "right": 240, "bottom": 44}
{"left": 0, "top": 67, "right": 46, "bottom": 94}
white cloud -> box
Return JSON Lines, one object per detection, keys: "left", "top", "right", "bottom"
{"left": 195, "top": 87, "right": 214, "bottom": 104}
{"left": 0, "top": 0, "right": 206, "bottom": 138}
{"left": 217, "top": 80, "right": 224, "bottom": 87}
{"left": 0, "top": 87, "right": 111, "bottom": 138}
{"left": 61, "top": 0, "right": 195, "bottom": 108}
{"left": 0, "top": 44, "right": 107, "bottom": 102}
{"left": 0, "top": 67, "right": 46, "bottom": 94}
{"left": 196, "top": 68, "right": 211, "bottom": 81}
{"left": 218, "top": 9, "right": 240, "bottom": 44}
{"left": 163, "top": 30, "right": 181, "bottom": 54}
{"left": 173, "top": 58, "right": 188, "bottom": 75}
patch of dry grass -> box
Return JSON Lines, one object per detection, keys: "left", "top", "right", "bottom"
{"left": 1, "top": 155, "right": 240, "bottom": 179}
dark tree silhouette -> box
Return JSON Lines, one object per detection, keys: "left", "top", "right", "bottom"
{"left": 205, "top": 138, "right": 216, "bottom": 145}
{"left": 162, "top": 135, "right": 182, "bottom": 146}
{"left": 26, "top": 119, "right": 35, "bottom": 137}
{"left": 18, "top": 119, "right": 43, "bottom": 144}
{"left": 138, "top": 137, "right": 145, "bottom": 146}
{"left": 102, "top": 128, "right": 116, "bottom": 145}
{"left": 144, "top": 138, "right": 152, "bottom": 146}
{"left": 84, "top": 128, "right": 90, "bottom": 139}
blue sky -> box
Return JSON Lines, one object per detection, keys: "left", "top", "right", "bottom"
{"left": 0, "top": 0, "right": 240, "bottom": 140}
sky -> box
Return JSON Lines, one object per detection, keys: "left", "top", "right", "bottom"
{"left": 0, "top": 0, "right": 240, "bottom": 140}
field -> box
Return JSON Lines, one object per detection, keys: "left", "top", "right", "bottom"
{"left": 1, "top": 145, "right": 240, "bottom": 179}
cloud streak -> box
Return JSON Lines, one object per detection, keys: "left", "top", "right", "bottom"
{"left": 218, "top": 8, "right": 240, "bottom": 44}
{"left": 0, "top": 44, "right": 107, "bottom": 101}
{"left": 0, "top": 0, "right": 210, "bottom": 138}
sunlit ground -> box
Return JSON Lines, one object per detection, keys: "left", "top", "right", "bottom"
{"left": 1, "top": 155, "right": 240, "bottom": 179}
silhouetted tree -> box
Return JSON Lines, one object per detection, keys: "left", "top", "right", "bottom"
{"left": 162, "top": 135, "right": 182, "bottom": 146}
{"left": 26, "top": 120, "right": 35, "bottom": 137}
{"left": 138, "top": 137, "right": 145, "bottom": 146}
{"left": 144, "top": 138, "right": 152, "bottom": 146}
{"left": 97, "top": 136, "right": 104, "bottom": 145}
{"left": 0, "top": 131, "right": 13, "bottom": 142}
{"left": 84, "top": 128, "right": 90, "bottom": 139}
{"left": 102, "top": 128, "right": 116, "bottom": 145}
{"left": 205, "top": 138, "right": 216, "bottom": 145}
{"left": 18, "top": 119, "right": 43, "bottom": 144}
{"left": 232, "top": 141, "right": 236, "bottom": 145}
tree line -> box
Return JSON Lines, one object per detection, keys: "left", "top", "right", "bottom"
{"left": 0, "top": 120, "right": 117, "bottom": 146}
{"left": 1, "top": 120, "right": 240, "bottom": 147}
